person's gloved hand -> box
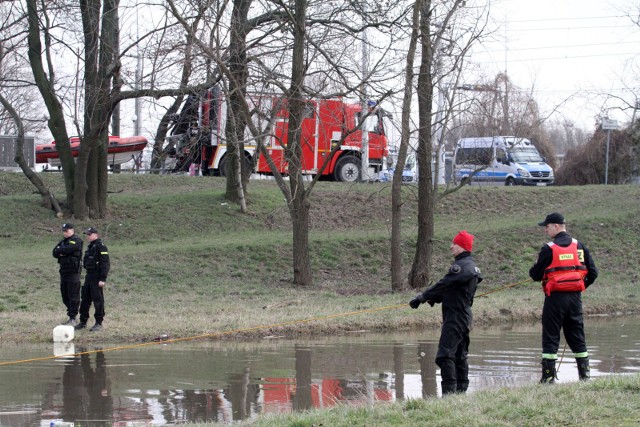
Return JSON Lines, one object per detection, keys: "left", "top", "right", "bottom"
{"left": 409, "top": 297, "right": 422, "bottom": 309}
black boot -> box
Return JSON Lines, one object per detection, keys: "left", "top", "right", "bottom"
{"left": 436, "top": 358, "right": 458, "bottom": 397}
{"left": 576, "top": 357, "right": 590, "bottom": 381}
{"left": 441, "top": 380, "right": 458, "bottom": 396}
{"left": 456, "top": 380, "right": 469, "bottom": 393}
{"left": 540, "top": 359, "right": 556, "bottom": 384}
{"left": 455, "top": 358, "right": 469, "bottom": 393}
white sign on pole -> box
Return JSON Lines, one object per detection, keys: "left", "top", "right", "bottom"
{"left": 601, "top": 118, "right": 618, "bottom": 130}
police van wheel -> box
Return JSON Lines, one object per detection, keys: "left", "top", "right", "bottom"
{"left": 505, "top": 177, "right": 516, "bottom": 186}
{"left": 334, "top": 155, "right": 361, "bottom": 182}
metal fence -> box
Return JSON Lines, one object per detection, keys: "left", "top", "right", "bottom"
{"left": 0, "top": 135, "right": 35, "bottom": 169}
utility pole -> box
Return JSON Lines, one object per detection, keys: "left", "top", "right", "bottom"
{"left": 360, "top": 2, "right": 370, "bottom": 182}
{"left": 133, "top": 53, "right": 142, "bottom": 136}
{"left": 133, "top": 7, "right": 142, "bottom": 137}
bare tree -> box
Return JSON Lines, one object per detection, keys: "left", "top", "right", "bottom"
{"left": 390, "top": 0, "right": 421, "bottom": 291}
{"left": 556, "top": 126, "right": 639, "bottom": 185}
{"left": 25, "top": 0, "right": 217, "bottom": 218}
{"left": 168, "top": 0, "right": 406, "bottom": 286}
{"left": 0, "top": 34, "right": 62, "bottom": 215}
{"left": 407, "top": 0, "right": 468, "bottom": 289}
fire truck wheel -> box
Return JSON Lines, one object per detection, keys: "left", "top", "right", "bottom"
{"left": 218, "top": 154, "right": 254, "bottom": 178}
{"left": 218, "top": 156, "right": 227, "bottom": 176}
{"left": 334, "top": 155, "right": 361, "bottom": 182}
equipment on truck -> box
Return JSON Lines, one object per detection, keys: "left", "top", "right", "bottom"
{"left": 166, "top": 87, "right": 390, "bottom": 181}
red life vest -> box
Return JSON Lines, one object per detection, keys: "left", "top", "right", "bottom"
{"left": 542, "top": 239, "right": 588, "bottom": 296}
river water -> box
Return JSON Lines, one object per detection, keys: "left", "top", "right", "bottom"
{"left": 1, "top": 316, "right": 638, "bottom": 426}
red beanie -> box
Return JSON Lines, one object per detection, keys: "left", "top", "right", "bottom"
{"left": 453, "top": 230, "right": 474, "bottom": 252}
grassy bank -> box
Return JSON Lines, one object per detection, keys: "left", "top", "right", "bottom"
{"left": 191, "top": 374, "right": 640, "bottom": 427}
{"left": 0, "top": 172, "right": 639, "bottom": 344}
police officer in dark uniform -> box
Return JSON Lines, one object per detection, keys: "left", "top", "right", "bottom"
{"left": 409, "top": 230, "right": 483, "bottom": 396}
{"left": 53, "top": 223, "right": 83, "bottom": 325}
{"left": 530, "top": 212, "right": 598, "bottom": 383}
{"left": 75, "top": 227, "right": 110, "bottom": 332}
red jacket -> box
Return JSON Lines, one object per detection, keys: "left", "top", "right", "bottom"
{"left": 542, "top": 239, "right": 587, "bottom": 296}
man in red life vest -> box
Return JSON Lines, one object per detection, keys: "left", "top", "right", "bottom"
{"left": 529, "top": 212, "right": 598, "bottom": 383}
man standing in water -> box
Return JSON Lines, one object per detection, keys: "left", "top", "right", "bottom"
{"left": 409, "top": 230, "right": 483, "bottom": 396}
{"left": 530, "top": 212, "right": 598, "bottom": 383}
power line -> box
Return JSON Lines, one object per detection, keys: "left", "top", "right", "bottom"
{"left": 506, "top": 24, "right": 638, "bottom": 32}
{"left": 509, "top": 15, "right": 627, "bottom": 23}
{"left": 499, "top": 40, "right": 640, "bottom": 52}
{"left": 475, "top": 51, "right": 640, "bottom": 64}
{"left": 505, "top": 51, "right": 640, "bottom": 62}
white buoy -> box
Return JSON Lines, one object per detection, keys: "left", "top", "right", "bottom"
{"left": 53, "top": 325, "right": 75, "bottom": 343}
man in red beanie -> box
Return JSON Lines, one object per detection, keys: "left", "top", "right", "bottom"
{"left": 409, "top": 230, "right": 483, "bottom": 396}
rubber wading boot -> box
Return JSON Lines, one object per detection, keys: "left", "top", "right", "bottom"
{"left": 576, "top": 357, "right": 590, "bottom": 381}
{"left": 540, "top": 359, "right": 556, "bottom": 384}
{"left": 456, "top": 380, "right": 469, "bottom": 393}
{"left": 441, "top": 380, "right": 458, "bottom": 396}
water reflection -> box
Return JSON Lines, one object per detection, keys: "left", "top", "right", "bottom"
{"left": 0, "top": 317, "right": 638, "bottom": 426}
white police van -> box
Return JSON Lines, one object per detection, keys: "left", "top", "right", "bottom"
{"left": 454, "top": 136, "right": 554, "bottom": 186}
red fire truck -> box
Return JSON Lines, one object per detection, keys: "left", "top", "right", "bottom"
{"left": 166, "top": 87, "right": 390, "bottom": 182}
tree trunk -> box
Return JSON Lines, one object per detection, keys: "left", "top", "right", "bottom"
{"left": 391, "top": 0, "right": 422, "bottom": 292}
{"left": 290, "top": 183, "right": 312, "bottom": 286}
{"left": 408, "top": 0, "right": 435, "bottom": 290}
{"left": 75, "top": 0, "right": 119, "bottom": 219}
{"left": 225, "top": 0, "right": 252, "bottom": 203}
{"left": 287, "top": 0, "right": 312, "bottom": 286}
{"left": 26, "top": 0, "right": 75, "bottom": 210}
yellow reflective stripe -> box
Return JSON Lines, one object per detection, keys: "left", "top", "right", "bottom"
{"left": 542, "top": 353, "right": 558, "bottom": 360}
{"left": 574, "top": 352, "right": 588, "bottom": 358}
{"left": 69, "top": 240, "right": 76, "bottom": 244}
{"left": 100, "top": 252, "right": 108, "bottom": 255}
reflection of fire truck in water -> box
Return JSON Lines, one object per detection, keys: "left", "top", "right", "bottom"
{"left": 166, "top": 86, "right": 390, "bottom": 182}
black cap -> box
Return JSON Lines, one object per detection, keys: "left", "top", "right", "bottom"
{"left": 83, "top": 226, "right": 99, "bottom": 235}
{"left": 62, "top": 223, "right": 74, "bottom": 231}
{"left": 538, "top": 212, "right": 565, "bottom": 226}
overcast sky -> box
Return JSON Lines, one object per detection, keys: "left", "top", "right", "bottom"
{"left": 467, "top": 0, "right": 640, "bottom": 130}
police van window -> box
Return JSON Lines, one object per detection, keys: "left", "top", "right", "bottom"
{"left": 455, "top": 147, "right": 492, "bottom": 166}
{"left": 496, "top": 148, "right": 507, "bottom": 162}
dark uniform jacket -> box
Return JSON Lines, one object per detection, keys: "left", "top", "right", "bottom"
{"left": 83, "top": 239, "right": 110, "bottom": 281}
{"left": 53, "top": 234, "right": 83, "bottom": 274}
{"left": 529, "top": 231, "right": 598, "bottom": 288}
{"left": 416, "top": 252, "right": 483, "bottom": 324}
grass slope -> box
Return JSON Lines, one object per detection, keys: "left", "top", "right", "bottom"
{"left": 0, "top": 172, "right": 639, "bottom": 344}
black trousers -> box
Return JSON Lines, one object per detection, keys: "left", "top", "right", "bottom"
{"left": 435, "top": 319, "right": 470, "bottom": 385}
{"left": 60, "top": 272, "right": 81, "bottom": 318}
{"left": 79, "top": 273, "right": 105, "bottom": 324}
{"left": 542, "top": 292, "right": 587, "bottom": 357}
